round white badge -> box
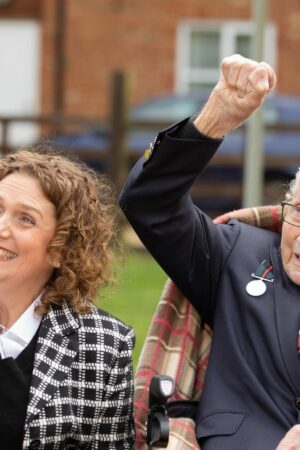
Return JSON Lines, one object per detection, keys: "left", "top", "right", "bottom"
{"left": 246, "top": 279, "right": 267, "bottom": 297}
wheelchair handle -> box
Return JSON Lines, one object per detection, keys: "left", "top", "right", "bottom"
{"left": 147, "top": 375, "right": 175, "bottom": 448}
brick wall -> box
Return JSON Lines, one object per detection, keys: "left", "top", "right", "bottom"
{"left": 0, "top": 0, "right": 40, "bottom": 18}
{"left": 60, "top": 0, "right": 250, "bottom": 117}
{"left": 47, "top": 0, "right": 253, "bottom": 117}
{"left": 3, "top": 0, "right": 300, "bottom": 119}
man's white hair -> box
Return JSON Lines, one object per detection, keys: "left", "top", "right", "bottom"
{"left": 289, "top": 167, "right": 300, "bottom": 197}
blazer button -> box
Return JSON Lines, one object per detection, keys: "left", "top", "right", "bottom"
{"left": 294, "top": 398, "right": 300, "bottom": 410}
{"left": 29, "top": 439, "right": 41, "bottom": 449}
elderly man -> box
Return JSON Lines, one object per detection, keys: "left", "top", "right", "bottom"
{"left": 120, "top": 55, "right": 300, "bottom": 449}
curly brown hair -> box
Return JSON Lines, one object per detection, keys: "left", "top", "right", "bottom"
{"left": 0, "top": 149, "right": 119, "bottom": 314}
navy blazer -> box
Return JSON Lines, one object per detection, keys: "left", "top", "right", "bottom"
{"left": 120, "top": 119, "right": 300, "bottom": 450}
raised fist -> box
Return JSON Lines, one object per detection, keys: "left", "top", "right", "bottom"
{"left": 194, "top": 54, "right": 276, "bottom": 138}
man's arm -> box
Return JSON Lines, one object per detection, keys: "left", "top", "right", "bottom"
{"left": 120, "top": 55, "right": 276, "bottom": 323}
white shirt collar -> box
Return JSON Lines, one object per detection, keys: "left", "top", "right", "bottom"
{"left": 0, "top": 294, "right": 42, "bottom": 359}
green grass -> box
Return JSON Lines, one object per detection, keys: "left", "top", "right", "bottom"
{"left": 97, "top": 249, "right": 167, "bottom": 370}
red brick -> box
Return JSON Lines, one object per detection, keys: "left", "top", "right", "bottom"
{"left": 3, "top": 0, "right": 300, "bottom": 117}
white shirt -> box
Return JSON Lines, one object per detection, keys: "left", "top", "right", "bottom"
{"left": 0, "top": 294, "right": 42, "bottom": 359}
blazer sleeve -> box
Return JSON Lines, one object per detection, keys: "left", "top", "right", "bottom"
{"left": 92, "top": 326, "right": 135, "bottom": 449}
{"left": 119, "top": 119, "right": 241, "bottom": 325}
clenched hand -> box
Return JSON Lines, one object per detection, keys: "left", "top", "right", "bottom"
{"left": 194, "top": 53, "right": 276, "bottom": 138}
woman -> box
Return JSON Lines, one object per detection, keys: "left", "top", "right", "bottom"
{"left": 0, "top": 149, "right": 135, "bottom": 449}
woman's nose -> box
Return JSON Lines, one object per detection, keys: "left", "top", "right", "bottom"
{"left": 0, "top": 215, "right": 12, "bottom": 237}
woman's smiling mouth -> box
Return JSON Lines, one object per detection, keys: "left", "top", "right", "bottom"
{"left": 0, "top": 248, "right": 17, "bottom": 260}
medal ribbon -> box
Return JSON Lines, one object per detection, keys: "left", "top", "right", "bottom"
{"left": 255, "top": 260, "right": 274, "bottom": 281}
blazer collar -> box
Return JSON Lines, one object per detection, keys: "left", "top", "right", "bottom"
{"left": 271, "top": 245, "right": 300, "bottom": 393}
{"left": 43, "top": 299, "right": 80, "bottom": 336}
{"left": 24, "top": 300, "right": 80, "bottom": 429}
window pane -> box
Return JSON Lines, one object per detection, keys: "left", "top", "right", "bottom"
{"left": 236, "top": 35, "right": 251, "bottom": 58}
{"left": 190, "top": 31, "right": 219, "bottom": 69}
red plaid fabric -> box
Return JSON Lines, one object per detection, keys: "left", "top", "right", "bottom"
{"left": 133, "top": 205, "right": 282, "bottom": 450}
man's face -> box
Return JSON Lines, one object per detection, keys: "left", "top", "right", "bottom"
{"left": 281, "top": 184, "right": 300, "bottom": 285}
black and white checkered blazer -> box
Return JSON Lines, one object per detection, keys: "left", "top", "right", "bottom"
{"left": 22, "top": 300, "right": 135, "bottom": 449}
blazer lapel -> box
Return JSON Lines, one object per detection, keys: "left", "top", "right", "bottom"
{"left": 272, "top": 246, "right": 300, "bottom": 393}
{"left": 24, "top": 301, "right": 79, "bottom": 429}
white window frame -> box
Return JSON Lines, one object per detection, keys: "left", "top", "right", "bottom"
{"left": 0, "top": 19, "right": 41, "bottom": 146}
{"left": 175, "top": 20, "right": 277, "bottom": 94}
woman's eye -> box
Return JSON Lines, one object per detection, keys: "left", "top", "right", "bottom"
{"left": 20, "top": 214, "right": 36, "bottom": 225}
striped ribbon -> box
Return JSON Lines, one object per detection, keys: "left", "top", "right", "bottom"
{"left": 254, "top": 260, "right": 274, "bottom": 281}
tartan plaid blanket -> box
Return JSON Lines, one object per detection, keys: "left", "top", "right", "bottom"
{"left": 133, "top": 205, "right": 282, "bottom": 450}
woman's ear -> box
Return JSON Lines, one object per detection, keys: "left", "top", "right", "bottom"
{"left": 47, "top": 248, "right": 61, "bottom": 269}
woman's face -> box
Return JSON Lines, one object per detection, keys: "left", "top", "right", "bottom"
{"left": 0, "top": 172, "right": 57, "bottom": 296}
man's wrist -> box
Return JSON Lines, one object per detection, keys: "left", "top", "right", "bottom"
{"left": 193, "top": 94, "right": 237, "bottom": 139}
